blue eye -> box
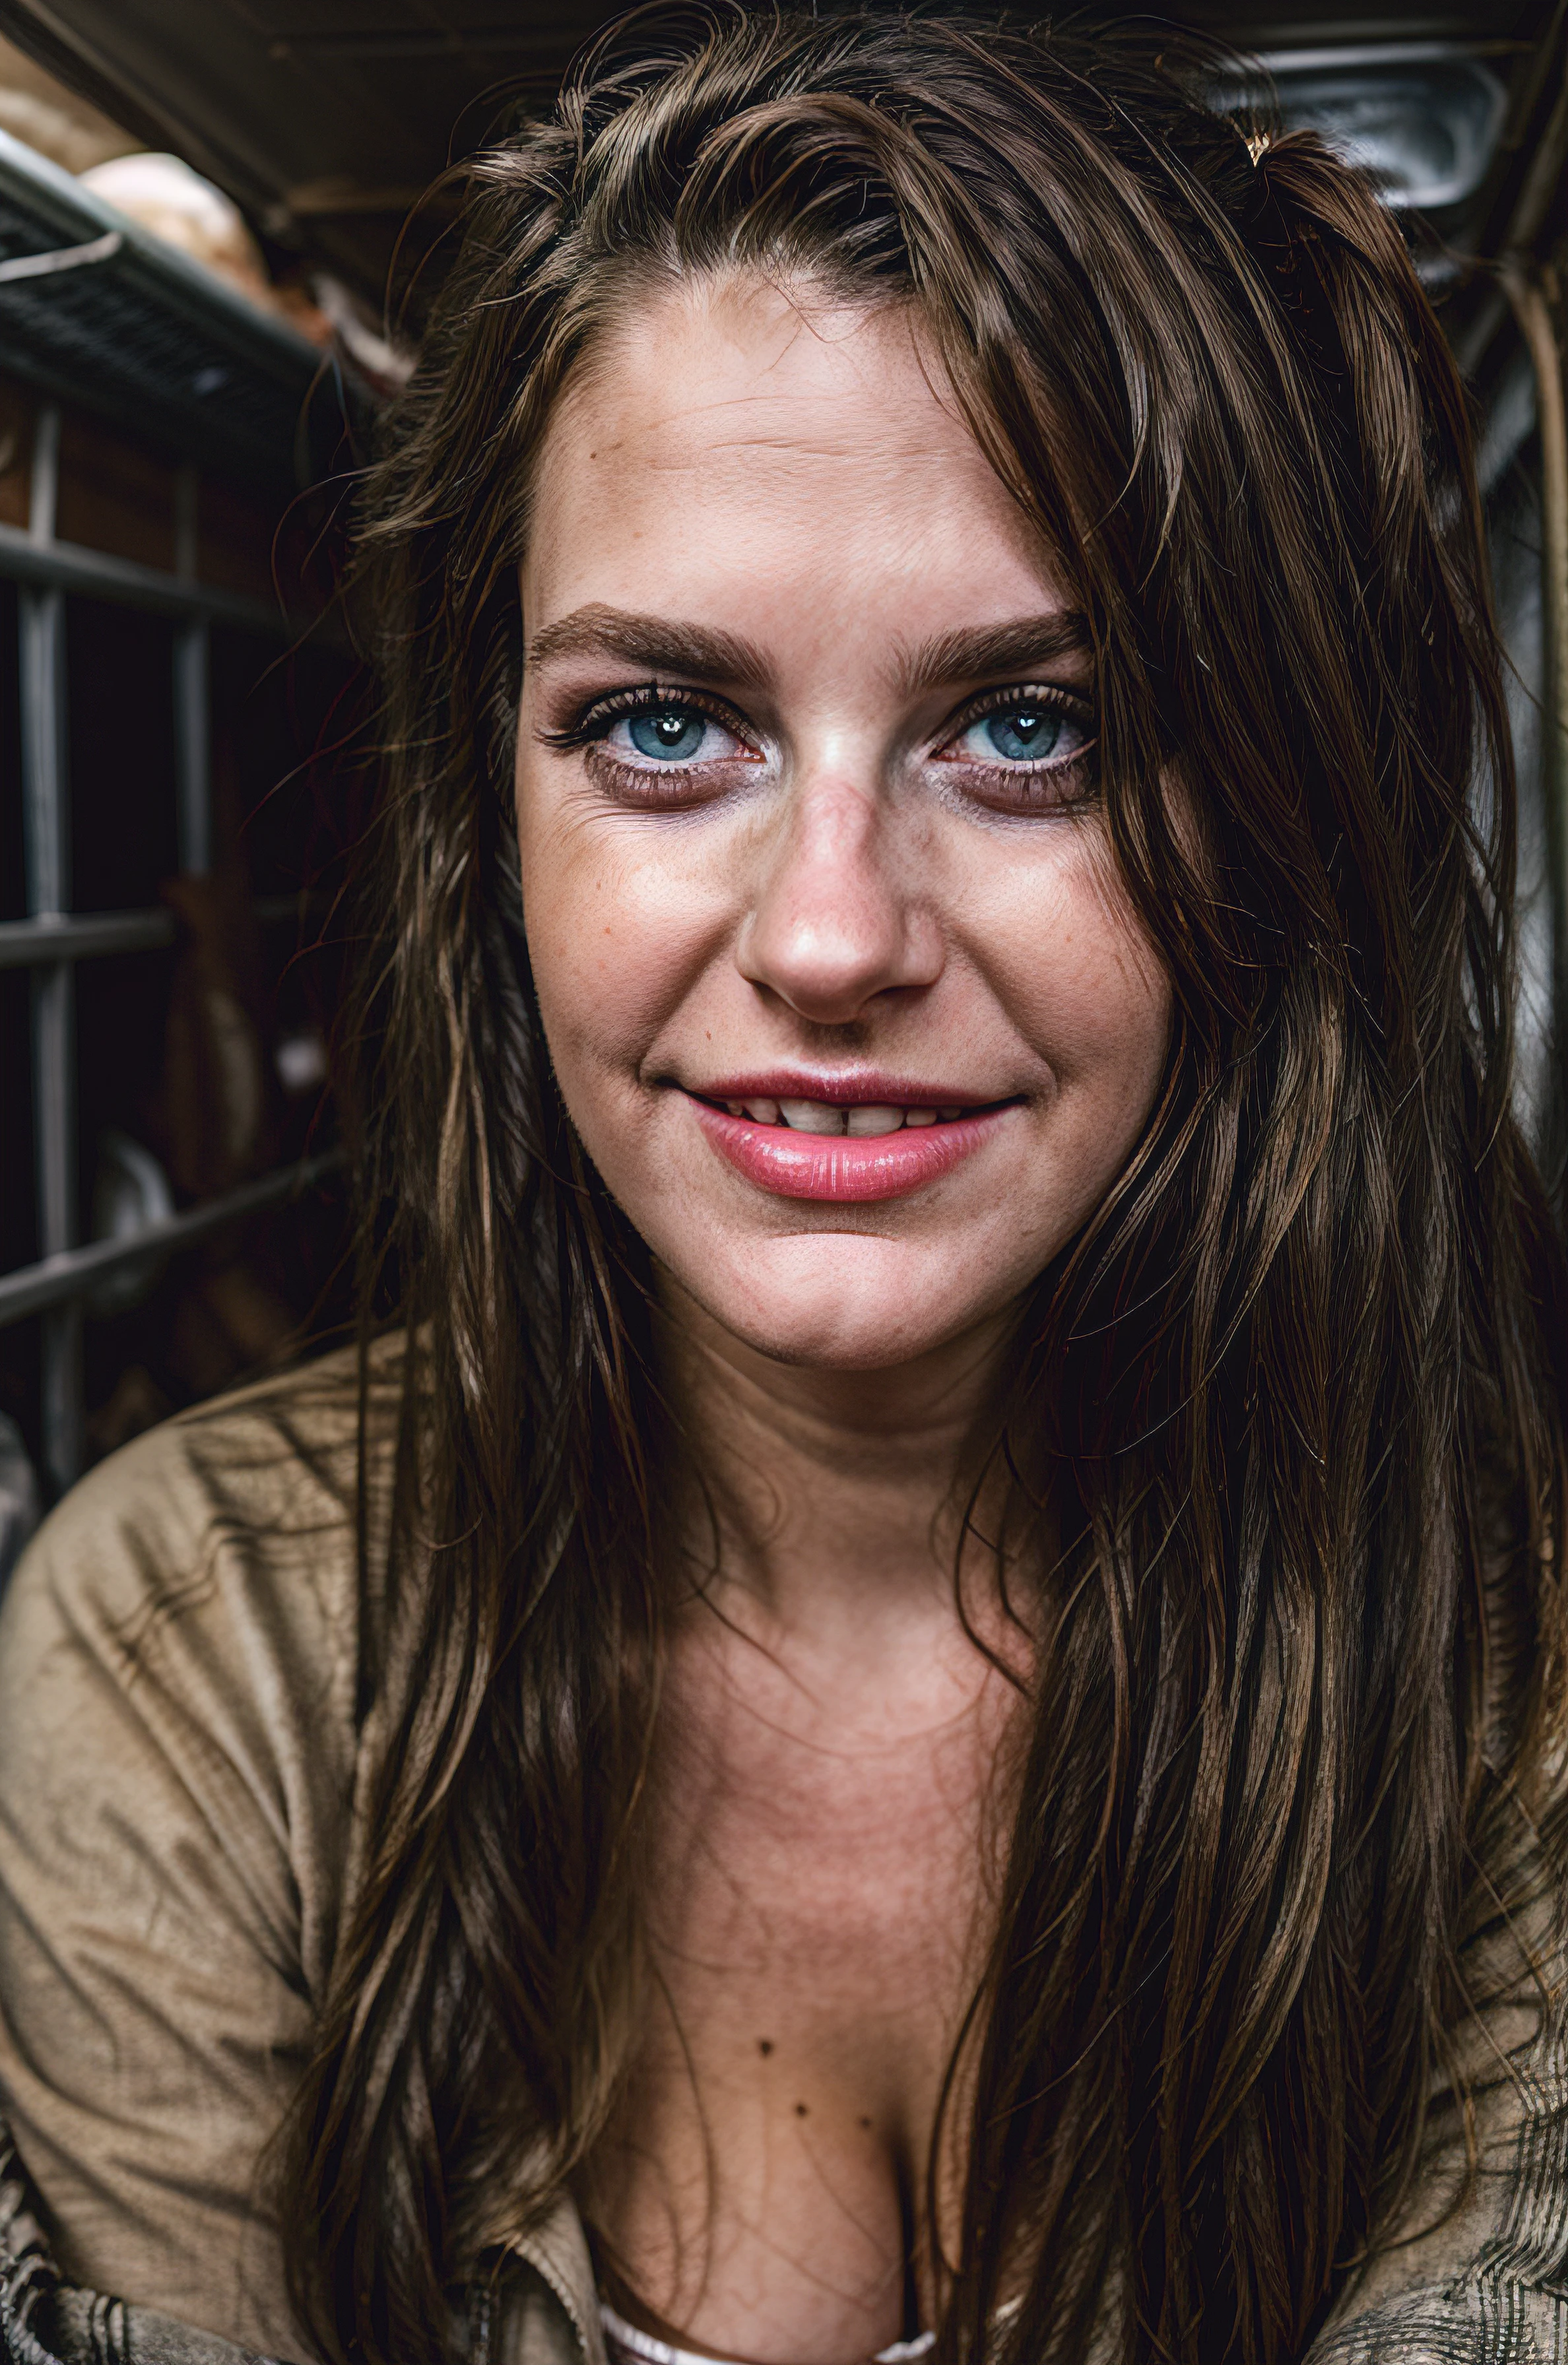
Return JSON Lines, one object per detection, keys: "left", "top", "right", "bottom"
{"left": 973, "top": 705, "right": 1068, "bottom": 763}
{"left": 936, "top": 690, "right": 1095, "bottom": 807}
{"left": 623, "top": 706, "right": 709, "bottom": 761}
{"left": 941, "top": 695, "right": 1094, "bottom": 777}
{"left": 575, "top": 694, "right": 758, "bottom": 796}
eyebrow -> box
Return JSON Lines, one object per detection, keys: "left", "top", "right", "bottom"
{"left": 895, "top": 612, "right": 1093, "bottom": 694}
{"left": 525, "top": 604, "right": 769, "bottom": 685}
{"left": 523, "top": 602, "right": 1093, "bottom": 692}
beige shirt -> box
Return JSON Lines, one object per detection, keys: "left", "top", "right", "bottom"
{"left": 1, "top": 1344, "right": 1567, "bottom": 2365}
{"left": 0, "top": 1344, "right": 599, "bottom": 2365}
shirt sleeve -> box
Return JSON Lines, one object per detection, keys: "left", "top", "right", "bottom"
{"left": 0, "top": 1373, "right": 365, "bottom": 2360}
{"left": 1303, "top": 1880, "right": 1568, "bottom": 2361}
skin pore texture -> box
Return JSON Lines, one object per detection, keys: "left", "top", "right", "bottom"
{"left": 515, "top": 279, "right": 1172, "bottom": 2364}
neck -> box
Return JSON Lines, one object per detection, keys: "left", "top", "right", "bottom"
{"left": 655, "top": 1274, "right": 1022, "bottom": 1646}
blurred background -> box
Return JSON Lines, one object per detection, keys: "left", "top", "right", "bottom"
{"left": 0, "top": 0, "right": 1563, "bottom": 1578}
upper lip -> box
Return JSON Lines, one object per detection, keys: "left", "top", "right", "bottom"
{"left": 682, "top": 1070, "right": 1010, "bottom": 1108}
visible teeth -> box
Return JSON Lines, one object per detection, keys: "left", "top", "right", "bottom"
{"left": 939, "top": 1108, "right": 964, "bottom": 1122}
{"left": 726, "top": 1101, "right": 746, "bottom": 1117}
{"left": 777, "top": 1098, "right": 847, "bottom": 1135}
{"left": 904, "top": 1107, "right": 938, "bottom": 1128}
{"left": 845, "top": 1105, "right": 904, "bottom": 1137}
{"left": 744, "top": 1097, "right": 780, "bottom": 1124}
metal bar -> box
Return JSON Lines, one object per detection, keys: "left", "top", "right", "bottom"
{"left": 0, "top": 518, "right": 286, "bottom": 636}
{"left": 1501, "top": 266, "right": 1568, "bottom": 1151}
{"left": 0, "top": 896, "right": 323, "bottom": 971}
{"left": 0, "top": 228, "right": 121, "bottom": 285}
{"left": 18, "top": 639, "right": 65, "bottom": 907}
{"left": 18, "top": 403, "right": 81, "bottom": 1491}
{"left": 0, "top": 909, "right": 176, "bottom": 967}
{"left": 0, "top": 1155, "right": 344, "bottom": 1331}
{"left": 173, "top": 465, "right": 211, "bottom": 875}
{"left": 172, "top": 610, "right": 212, "bottom": 869}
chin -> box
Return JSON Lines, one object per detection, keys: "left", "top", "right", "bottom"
{"left": 666, "top": 1228, "right": 1015, "bottom": 1373}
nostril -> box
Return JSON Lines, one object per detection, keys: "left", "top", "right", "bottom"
{"left": 737, "top": 906, "right": 941, "bottom": 1025}
{"left": 735, "top": 785, "right": 940, "bottom": 1016}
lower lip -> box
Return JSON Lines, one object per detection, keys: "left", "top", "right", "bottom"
{"left": 690, "top": 1098, "right": 1008, "bottom": 1203}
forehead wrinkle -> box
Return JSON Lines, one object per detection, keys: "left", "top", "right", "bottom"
{"left": 643, "top": 428, "right": 927, "bottom": 465}
{"left": 624, "top": 391, "right": 950, "bottom": 470}
{"left": 590, "top": 358, "right": 962, "bottom": 472}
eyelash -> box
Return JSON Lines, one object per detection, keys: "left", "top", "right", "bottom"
{"left": 543, "top": 679, "right": 1099, "bottom": 810}
{"left": 938, "top": 684, "right": 1098, "bottom": 808}
{"left": 542, "top": 684, "right": 746, "bottom": 760}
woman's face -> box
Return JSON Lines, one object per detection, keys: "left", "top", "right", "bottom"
{"left": 517, "top": 280, "right": 1170, "bottom": 1371}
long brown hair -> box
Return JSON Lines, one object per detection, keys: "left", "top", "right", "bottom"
{"left": 283, "top": 12, "right": 1568, "bottom": 2361}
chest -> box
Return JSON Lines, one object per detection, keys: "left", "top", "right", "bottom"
{"left": 649, "top": 1664, "right": 995, "bottom": 2044}
{"left": 585, "top": 1619, "right": 1019, "bottom": 2362}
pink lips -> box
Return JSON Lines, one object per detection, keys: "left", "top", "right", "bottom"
{"left": 689, "top": 1093, "right": 1008, "bottom": 1204}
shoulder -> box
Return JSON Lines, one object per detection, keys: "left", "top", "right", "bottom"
{"left": 0, "top": 1340, "right": 403, "bottom": 2352}
{"left": 0, "top": 1334, "right": 399, "bottom": 1698}
{"left": 0, "top": 1336, "right": 405, "bottom": 1983}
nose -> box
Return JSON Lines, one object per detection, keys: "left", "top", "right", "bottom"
{"left": 736, "top": 770, "right": 942, "bottom": 1025}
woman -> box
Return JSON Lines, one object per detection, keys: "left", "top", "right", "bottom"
{"left": 1, "top": 11, "right": 1564, "bottom": 2365}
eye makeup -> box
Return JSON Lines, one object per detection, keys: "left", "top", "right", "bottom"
{"left": 536, "top": 674, "right": 1098, "bottom": 814}
{"left": 933, "top": 680, "right": 1097, "bottom": 814}
{"left": 540, "top": 683, "right": 764, "bottom": 806}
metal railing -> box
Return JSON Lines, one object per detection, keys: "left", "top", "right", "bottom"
{"left": 3, "top": 401, "right": 335, "bottom": 1496}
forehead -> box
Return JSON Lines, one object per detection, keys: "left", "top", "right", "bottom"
{"left": 523, "top": 278, "right": 1061, "bottom": 641}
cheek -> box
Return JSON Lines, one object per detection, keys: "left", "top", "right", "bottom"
{"left": 975, "top": 831, "right": 1171, "bottom": 1129}
{"left": 515, "top": 789, "right": 728, "bottom": 1103}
